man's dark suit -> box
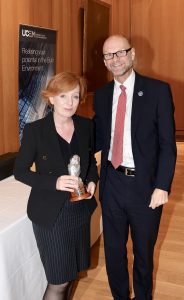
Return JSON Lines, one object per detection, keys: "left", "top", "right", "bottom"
{"left": 93, "top": 72, "right": 176, "bottom": 300}
{"left": 14, "top": 112, "right": 98, "bottom": 227}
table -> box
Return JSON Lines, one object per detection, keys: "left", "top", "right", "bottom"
{"left": 0, "top": 156, "right": 102, "bottom": 300}
{"left": 0, "top": 176, "right": 47, "bottom": 300}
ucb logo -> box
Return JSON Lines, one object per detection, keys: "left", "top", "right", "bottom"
{"left": 22, "top": 29, "right": 36, "bottom": 38}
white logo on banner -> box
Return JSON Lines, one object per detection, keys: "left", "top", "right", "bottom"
{"left": 22, "top": 29, "right": 46, "bottom": 40}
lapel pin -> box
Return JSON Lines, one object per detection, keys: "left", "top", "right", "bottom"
{"left": 138, "top": 91, "right": 144, "bottom": 96}
{"left": 42, "top": 155, "right": 47, "bottom": 160}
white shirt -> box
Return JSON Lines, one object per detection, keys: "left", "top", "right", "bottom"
{"left": 108, "top": 70, "right": 135, "bottom": 168}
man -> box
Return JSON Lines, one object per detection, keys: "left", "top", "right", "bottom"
{"left": 93, "top": 35, "right": 176, "bottom": 300}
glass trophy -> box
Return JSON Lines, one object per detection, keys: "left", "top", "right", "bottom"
{"left": 68, "top": 155, "right": 90, "bottom": 201}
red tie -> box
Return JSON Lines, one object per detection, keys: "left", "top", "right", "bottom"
{"left": 111, "top": 85, "right": 126, "bottom": 169}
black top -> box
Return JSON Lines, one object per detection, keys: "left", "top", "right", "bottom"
{"left": 57, "top": 131, "right": 79, "bottom": 169}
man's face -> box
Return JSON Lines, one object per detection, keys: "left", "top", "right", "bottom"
{"left": 103, "top": 37, "right": 135, "bottom": 81}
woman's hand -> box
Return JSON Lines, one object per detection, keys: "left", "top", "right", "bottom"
{"left": 86, "top": 181, "right": 96, "bottom": 199}
{"left": 56, "top": 175, "right": 79, "bottom": 192}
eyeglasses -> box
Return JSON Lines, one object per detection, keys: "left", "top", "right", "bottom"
{"left": 103, "top": 48, "right": 132, "bottom": 60}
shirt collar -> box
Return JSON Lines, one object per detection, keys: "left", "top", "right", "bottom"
{"left": 114, "top": 70, "right": 135, "bottom": 90}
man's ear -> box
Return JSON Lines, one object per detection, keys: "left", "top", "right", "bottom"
{"left": 104, "top": 59, "right": 107, "bottom": 67}
{"left": 131, "top": 47, "right": 135, "bottom": 61}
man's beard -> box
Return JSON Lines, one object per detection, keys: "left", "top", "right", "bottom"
{"left": 113, "top": 63, "right": 133, "bottom": 77}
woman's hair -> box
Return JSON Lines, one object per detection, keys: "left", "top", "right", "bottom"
{"left": 41, "top": 71, "right": 87, "bottom": 104}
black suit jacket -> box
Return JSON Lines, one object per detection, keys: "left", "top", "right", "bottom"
{"left": 14, "top": 113, "right": 99, "bottom": 226}
{"left": 93, "top": 72, "right": 177, "bottom": 200}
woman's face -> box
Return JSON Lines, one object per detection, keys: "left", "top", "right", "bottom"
{"left": 49, "top": 85, "right": 80, "bottom": 118}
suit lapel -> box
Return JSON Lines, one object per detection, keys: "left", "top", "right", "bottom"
{"left": 131, "top": 73, "right": 146, "bottom": 141}
{"left": 105, "top": 81, "right": 114, "bottom": 146}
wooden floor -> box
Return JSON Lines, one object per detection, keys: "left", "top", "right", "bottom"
{"left": 73, "top": 143, "right": 184, "bottom": 300}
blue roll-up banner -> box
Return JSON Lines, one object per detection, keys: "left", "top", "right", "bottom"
{"left": 18, "top": 24, "right": 56, "bottom": 141}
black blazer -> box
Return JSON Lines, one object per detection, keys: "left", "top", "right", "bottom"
{"left": 14, "top": 113, "right": 99, "bottom": 226}
{"left": 93, "top": 72, "right": 177, "bottom": 199}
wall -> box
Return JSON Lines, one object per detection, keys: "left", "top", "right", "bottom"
{"left": 131, "top": 0, "right": 184, "bottom": 139}
{"left": 0, "top": 0, "right": 129, "bottom": 155}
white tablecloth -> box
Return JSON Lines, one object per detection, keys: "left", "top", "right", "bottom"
{"left": 0, "top": 176, "right": 47, "bottom": 300}
{"left": 0, "top": 154, "right": 102, "bottom": 300}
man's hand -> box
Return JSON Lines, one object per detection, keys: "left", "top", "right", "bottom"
{"left": 149, "top": 188, "right": 168, "bottom": 209}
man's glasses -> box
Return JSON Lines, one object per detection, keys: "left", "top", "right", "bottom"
{"left": 103, "top": 48, "right": 132, "bottom": 60}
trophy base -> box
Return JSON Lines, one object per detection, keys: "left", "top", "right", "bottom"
{"left": 70, "top": 192, "right": 91, "bottom": 202}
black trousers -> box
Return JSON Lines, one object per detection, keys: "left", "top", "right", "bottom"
{"left": 101, "top": 165, "right": 162, "bottom": 300}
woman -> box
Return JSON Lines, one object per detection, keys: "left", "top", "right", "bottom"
{"left": 14, "top": 72, "right": 99, "bottom": 300}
